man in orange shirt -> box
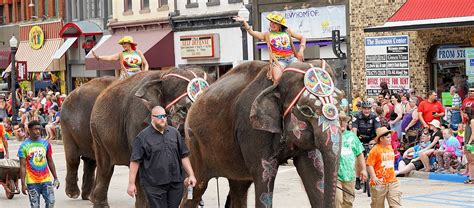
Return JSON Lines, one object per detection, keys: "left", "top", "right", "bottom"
{"left": 367, "top": 127, "right": 402, "bottom": 208}
{"left": 418, "top": 91, "right": 445, "bottom": 128}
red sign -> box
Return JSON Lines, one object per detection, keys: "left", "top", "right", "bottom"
{"left": 16, "top": 61, "right": 28, "bottom": 81}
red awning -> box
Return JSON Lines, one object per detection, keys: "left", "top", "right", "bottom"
{"left": 0, "top": 50, "right": 11, "bottom": 69}
{"left": 60, "top": 21, "right": 103, "bottom": 37}
{"left": 85, "top": 29, "right": 175, "bottom": 70}
{"left": 365, "top": 0, "right": 474, "bottom": 32}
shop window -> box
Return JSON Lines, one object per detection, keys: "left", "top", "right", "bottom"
{"left": 44, "top": 0, "right": 48, "bottom": 17}
{"left": 141, "top": 0, "right": 149, "bottom": 10}
{"left": 107, "top": 0, "right": 113, "bottom": 18}
{"left": 228, "top": 0, "right": 242, "bottom": 4}
{"left": 186, "top": 0, "right": 198, "bottom": 8}
{"left": 124, "top": 0, "right": 133, "bottom": 15}
{"left": 55, "top": 0, "right": 59, "bottom": 16}
{"left": 158, "top": 0, "right": 168, "bottom": 8}
{"left": 207, "top": 0, "right": 220, "bottom": 6}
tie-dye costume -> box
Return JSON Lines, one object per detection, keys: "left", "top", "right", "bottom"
{"left": 269, "top": 31, "right": 298, "bottom": 68}
{"left": 122, "top": 50, "right": 143, "bottom": 77}
{"left": 18, "top": 138, "right": 52, "bottom": 184}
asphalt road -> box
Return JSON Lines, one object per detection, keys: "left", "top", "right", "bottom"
{"left": 1, "top": 141, "right": 473, "bottom": 208}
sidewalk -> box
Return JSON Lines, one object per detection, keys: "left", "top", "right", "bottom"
{"left": 407, "top": 170, "right": 469, "bottom": 183}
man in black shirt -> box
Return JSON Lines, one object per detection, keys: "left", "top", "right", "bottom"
{"left": 128, "top": 106, "right": 197, "bottom": 208}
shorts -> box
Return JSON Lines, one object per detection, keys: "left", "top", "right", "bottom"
{"left": 277, "top": 56, "right": 299, "bottom": 68}
{"left": 402, "top": 158, "right": 424, "bottom": 170}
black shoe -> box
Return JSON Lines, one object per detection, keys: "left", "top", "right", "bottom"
{"left": 355, "top": 178, "right": 361, "bottom": 190}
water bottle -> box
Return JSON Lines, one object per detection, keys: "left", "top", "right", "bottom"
{"left": 187, "top": 186, "right": 193, "bottom": 200}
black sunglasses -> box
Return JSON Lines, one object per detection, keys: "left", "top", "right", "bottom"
{"left": 152, "top": 114, "right": 167, "bottom": 119}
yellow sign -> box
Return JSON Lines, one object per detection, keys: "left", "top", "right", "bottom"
{"left": 29, "top": 26, "right": 44, "bottom": 50}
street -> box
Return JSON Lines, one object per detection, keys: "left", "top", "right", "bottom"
{"left": 1, "top": 141, "right": 473, "bottom": 208}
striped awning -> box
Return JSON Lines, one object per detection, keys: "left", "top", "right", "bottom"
{"left": 6, "top": 39, "right": 63, "bottom": 72}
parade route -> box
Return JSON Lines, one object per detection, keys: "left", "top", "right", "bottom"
{"left": 1, "top": 141, "right": 473, "bottom": 208}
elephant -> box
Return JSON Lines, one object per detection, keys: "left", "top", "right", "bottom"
{"left": 61, "top": 76, "right": 118, "bottom": 200}
{"left": 89, "top": 68, "right": 214, "bottom": 208}
{"left": 182, "top": 60, "right": 345, "bottom": 208}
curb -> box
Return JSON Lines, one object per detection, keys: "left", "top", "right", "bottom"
{"left": 407, "top": 170, "right": 468, "bottom": 183}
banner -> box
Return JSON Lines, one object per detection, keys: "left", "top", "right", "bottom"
{"left": 466, "top": 48, "right": 474, "bottom": 86}
{"left": 365, "top": 35, "right": 410, "bottom": 96}
{"left": 16, "top": 61, "right": 28, "bottom": 81}
{"left": 261, "top": 5, "right": 346, "bottom": 39}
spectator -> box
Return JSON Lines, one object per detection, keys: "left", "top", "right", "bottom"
{"left": 401, "top": 97, "right": 422, "bottom": 146}
{"left": 461, "top": 88, "right": 474, "bottom": 124}
{"left": 389, "top": 94, "right": 403, "bottom": 141}
{"left": 44, "top": 95, "right": 52, "bottom": 115}
{"left": 0, "top": 123, "right": 7, "bottom": 159}
{"left": 408, "top": 88, "right": 424, "bottom": 104}
{"left": 401, "top": 93, "right": 410, "bottom": 114}
{"left": 39, "top": 92, "right": 47, "bottom": 106}
{"left": 352, "top": 91, "right": 361, "bottom": 113}
{"left": 45, "top": 106, "right": 60, "bottom": 141}
{"left": 462, "top": 107, "right": 474, "bottom": 184}
{"left": 26, "top": 91, "right": 34, "bottom": 100}
{"left": 13, "top": 123, "right": 27, "bottom": 141}
{"left": 375, "top": 106, "right": 389, "bottom": 128}
{"left": 0, "top": 94, "right": 8, "bottom": 121}
{"left": 336, "top": 115, "right": 367, "bottom": 208}
{"left": 367, "top": 127, "right": 402, "bottom": 208}
{"left": 449, "top": 86, "right": 462, "bottom": 130}
{"left": 380, "top": 81, "right": 391, "bottom": 97}
{"left": 418, "top": 90, "right": 445, "bottom": 128}
{"left": 395, "top": 133, "right": 431, "bottom": 176}
{"left": 418, "top": 120, "right": 443, "bottom": 171}
{"left": 434, "top": 129, "right": 462, "bottom": 173}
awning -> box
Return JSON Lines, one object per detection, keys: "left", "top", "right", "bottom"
{"left": 6, "top": 39, "right": 63, "bottom": 72}
{"left": 60, "top": 21, "right": 103, "bottom": 37}
{"left": 85, "top": 29, "right": 175, "bottom": 70}
{"left": 365, "top": 0, "right": 474, "bottom": 32}
{"left": 0, "top": 50, "right": 11, "bottom": 69}
{"left": 52, "top": 37, "right": 77, "bottom": 59}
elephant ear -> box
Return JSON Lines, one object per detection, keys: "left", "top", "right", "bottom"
{"left": 250, "top": 85, "right": 282, "bottom": 133}
{"left": 134, "top": 79, "right": 163, "bottom": 111}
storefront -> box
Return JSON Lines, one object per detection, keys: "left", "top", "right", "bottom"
{"left": 349, "top": 0, "right": 474, "bottom": 99}
{"left": 5, "top": 20, "right": 67, "bottom": 94}
{"left": 0, "top": 24, "right": 20, "bottom": 91}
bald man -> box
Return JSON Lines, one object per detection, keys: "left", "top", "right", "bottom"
{"left": 128, "top": 106, "right": 197, "bottom": 207}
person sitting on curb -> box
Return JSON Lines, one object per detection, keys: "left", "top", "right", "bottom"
{"left": 418, "top": 120, "right": 443, "bottom": 172}
{"left": 367, "top": 127, "right": 402, "bottom": 208}
{"left": 435, "top": 129, "right": 462, "bottom": 173}
{"left": 395, "top": 133, "right": 431, "bottom": 176}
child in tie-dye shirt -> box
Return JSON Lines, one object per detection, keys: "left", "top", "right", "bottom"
{"left": 18, "top": 121, "right": 59, "bottom": 208}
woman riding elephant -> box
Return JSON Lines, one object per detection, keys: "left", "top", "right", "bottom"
{"left": 92, "top": 36, "right": 149, "bottom": 79}
{"left": 234, "top": 12, "right": 306, "bottom": 83}
{"left": 183, "top": 60, "right": 343, "bottom": 208}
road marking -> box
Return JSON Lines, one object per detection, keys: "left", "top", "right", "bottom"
{"left": 403, "top": 188, "right": 474, "bottom": 208}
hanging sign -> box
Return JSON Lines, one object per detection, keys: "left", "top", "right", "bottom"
{"left": 16, "top": 61, "right": 28, "bottom": 81}
{"left": 29, "top": 26, "right": 45, "bottom": 50}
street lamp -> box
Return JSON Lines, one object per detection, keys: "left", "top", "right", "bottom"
{"left": 238, "top": 4, "right": 250, "bottom": 60}
{"left": 9, "top": 35, "right": 18, "bottom": 126}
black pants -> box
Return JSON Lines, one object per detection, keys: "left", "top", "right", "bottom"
{"left": 144, "top": 182, "right": 184, "bottom": 208}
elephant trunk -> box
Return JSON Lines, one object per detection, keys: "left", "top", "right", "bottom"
{"left": 321, "top": 133, "right": 341, "bottom": 208}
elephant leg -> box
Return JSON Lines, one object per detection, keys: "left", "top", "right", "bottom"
{"left": 293, "top": 151, "right": 325, "bottom": 207}
{"left": 135, "top": 176, "right": 149, "bottom": 208}
{"left": 64, "top": 138, "right": 81, "bottom": 199}
{"left": 227, "top": 179, "right": 252, "bottom": 208}
{"left": 252, "top": 158, "right": 278, "bottom": 208}
{"left": 81, "top": 157, "right": 96, "bottom": 200}
{"left": 92, "top": 153, "right": 115, "bottom": 208}
{"left": 181, "top": 175, "right": 210, "bottom": 208}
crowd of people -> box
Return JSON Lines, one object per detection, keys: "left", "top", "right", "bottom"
{"left": 336, "top": 82, "right": 474, "bottom": 208}
{"left": 0, "top": 87, "right": 65, "bottom": 158}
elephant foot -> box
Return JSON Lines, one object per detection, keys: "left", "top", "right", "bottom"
{"left": 81, "top": 192, "right": 91, "bottom": 200}
{"left": 65, "top": 186, "right": 80, "bottom": 199}
{"left": 92, "top": 201, "right": 109, "bottom": 208}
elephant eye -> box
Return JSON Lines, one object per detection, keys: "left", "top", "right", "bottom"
{"left": 297, "top": 105, "right": 315, "bottom": 118}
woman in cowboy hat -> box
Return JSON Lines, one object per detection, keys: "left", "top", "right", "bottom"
{"left": 92, "top": 36, "right": 149, "bottom": 78}
{"left": 233, "top": 12, "right": 306, "bottom": 83}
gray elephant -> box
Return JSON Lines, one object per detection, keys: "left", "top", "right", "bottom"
{"left": 61, "top": 76, "right": 118, "bottom": 200}
{"left": 183, "top": 60, "right": 344, "bottom": 208}
{"left": 90, "top": 68, "right": 214, "bottom": 207}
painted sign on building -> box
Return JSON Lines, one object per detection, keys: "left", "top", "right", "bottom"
{"left": 437, "top": 48, "right": 465, "bottom": 61}
{"left": 180, "top": 34, "right": 220, "bottom": 59}
{"left": 466, "top": 48, "right": 474, "bottom": 85}
{"left": 365, "top": 35, "right": 410, "bottom": 96}
{"left": 261, "top": 5, "right": 346, "bottom": 39}
{"left": 16, "top": 61, "right": 28, "bottom": 81}
{"left": 29, "top": 26, "right": 44, "bottom": 50}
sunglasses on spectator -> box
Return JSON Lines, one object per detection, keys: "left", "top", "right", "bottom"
{"left": 152, "top": 114, "right": 167, "bottom": 119}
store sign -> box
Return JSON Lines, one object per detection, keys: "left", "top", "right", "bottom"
{"left": 365, "top": 35, "right": 410, "bottom": 96}
{"left": 437, "top": 48, "right": 465, "bottom": 61}
{"left": 466, "top": 48, "right": 474, "bottom": 86}
{"left": 180, "top": 34, "right": 220, "bottom": 59}
{"left": 16, "top": 61, "right": 28, "bottom": 81}
{"left": 29, "top": 26, "right": 45, "bottom": 50}
{"left": 261, "top": 5, "right": 346, "bottom": 39}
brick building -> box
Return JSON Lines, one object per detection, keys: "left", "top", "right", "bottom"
{"left": 350, "top": 0, "right": 474, "bottom": 99}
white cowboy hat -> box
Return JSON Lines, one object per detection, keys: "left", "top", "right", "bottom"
{"left": 429, "top": 120, "right": 441, "bottom": 129}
